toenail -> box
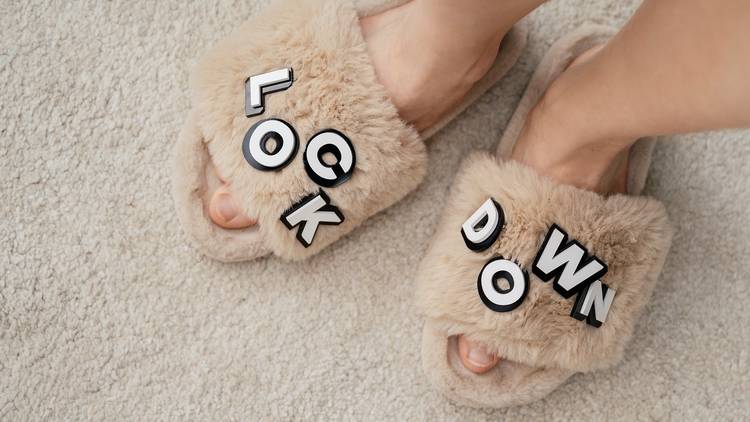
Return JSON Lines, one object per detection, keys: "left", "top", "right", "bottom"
{"left": 216, "top": 193, "right": 239, "bottom": 222}
{"left": 467, "top": 345, "right": 495, "bottom": 367}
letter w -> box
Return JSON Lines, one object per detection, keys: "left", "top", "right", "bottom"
{"left": 531, "top": 224, "right": 608, "bottom": 298}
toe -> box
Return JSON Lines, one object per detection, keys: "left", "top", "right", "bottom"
{"left": 457, "top": 334, "right": 500, "bottom": 374}
{"left": 209, "top": 184, "right": 257, "bottom": 229}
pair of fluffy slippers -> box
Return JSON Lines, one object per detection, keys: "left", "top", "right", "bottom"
{"left": 172, "top": 0, "right": 672, "bottom": 409}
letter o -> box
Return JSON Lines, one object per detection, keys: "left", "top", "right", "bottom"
{"left": 477, "top": 257, "right": 529, "bottom": 312}
{"left": 242, "top": 118, "right": 299, "bottom": 171}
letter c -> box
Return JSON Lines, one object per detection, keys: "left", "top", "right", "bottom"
{"left": 303, "top": 129, "right": 356, "bottom": 187}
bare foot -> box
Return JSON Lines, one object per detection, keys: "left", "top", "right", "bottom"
{"left": 457, "top": 45, "right": 633, "bottom": 374}
{"left": 209, "top": 0, "right": 509, "bottom": 229}
{"left": 207, "top": 171, "right": 257, "bottom": 229}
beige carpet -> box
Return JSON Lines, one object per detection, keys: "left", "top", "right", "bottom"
{"left": 3, "top": 0, "right": 749, "bottom": 420}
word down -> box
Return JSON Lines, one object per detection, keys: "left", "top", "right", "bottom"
{"left": 461, "top": 198, "right": 616, "bottom": 327}
{"left": 243, "top": 68, "right": 356, "bottom": 247}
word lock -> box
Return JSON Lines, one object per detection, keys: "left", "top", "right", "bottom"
{"left": 243, "top": 68, "right": 356, "bottom": 247}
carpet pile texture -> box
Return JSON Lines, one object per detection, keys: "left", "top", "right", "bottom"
{"left": 3, "top": 0, "right": 748, "bottom": 419}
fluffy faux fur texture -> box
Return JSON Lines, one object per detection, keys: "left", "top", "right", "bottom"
{"left": 173, "top": 111, "right": 272, "bottom": 261}
{"left": 421, "top": 323, "right": 575, "bottom": 408}
{"left": 416, "top": 152, "right": 673, "bottom": 372}
{"left": 174, "top": 0, "right": 427, "bottom": 261}
{"left": 9, "top": 0, "right": 749, "bottom": 418}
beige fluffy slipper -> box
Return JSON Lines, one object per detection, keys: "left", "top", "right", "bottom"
{"left": 415, "top": 25, "right": 673, "bottom": 408}
{"left": 172, "top": 0, "right": 527, "bottom": 262}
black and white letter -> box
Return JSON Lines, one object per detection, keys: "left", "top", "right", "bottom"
{"left": 242, "top": 118, "right": 299, "bottom": 171}
{"left": 531, "top": 224, "right": 608, "bottom": 299}
{"left": 477, "top": 257, "right": 529, "bottom": 312}
{"left": 280, "top": 190, "right": 344, "bottom": 247}
{"left": 570, "top": 280, "right": 616, "bottom": 327}
{"left": 303, "top": 129, "right": 356, "bottom": 187}
{"left": 461, "top": 198, "right": 505, "bottom": 251}
{"left": 245, "top": 68, "right": 294, "bottom": 117}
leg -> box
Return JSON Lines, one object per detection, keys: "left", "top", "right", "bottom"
{"left": 208, "top": 0, "right": 545, "bottom": 229}
{"left": 460, "top": 0, "right": 750, "bottom": 373}
{"left": 361, "top": 0, "right": 545, "bottom": 131}
{"left": 516, "top": 0, "right": 750, "bottom": 194}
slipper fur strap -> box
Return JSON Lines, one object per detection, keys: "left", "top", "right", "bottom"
{"left": 416, "top": 153, "right": 672, "bottom": 372}
{"left": 190, "top": 0, "right": 427, "bottom": 260}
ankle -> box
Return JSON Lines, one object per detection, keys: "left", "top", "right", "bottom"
{"left": 408, "top": 0, "right": 509, "bottom": 78}
{"left": 412, "top": 0, "right": 510, "bottom": 47}
{"left": 360, "top": 1, "right": 509, "bottom": 130}
{"left": 512, "top": 87, "right": 631, "bottom": 193}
